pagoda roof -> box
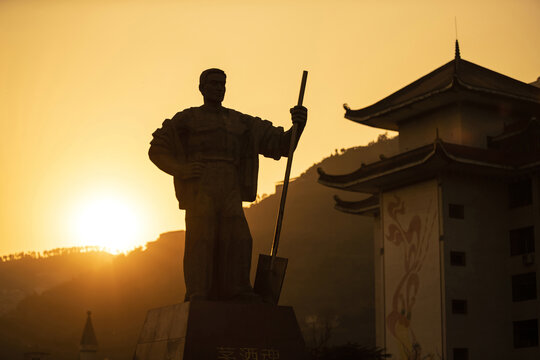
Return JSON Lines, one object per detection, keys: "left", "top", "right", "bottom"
{"left": 344, "top": 57, "right": 540, "bottom": 131}
{"left": 80, "top": 311, "right": 98, "bottom": 351}
{"left": 318, "top": 139, "right": 540, "bottom": 194}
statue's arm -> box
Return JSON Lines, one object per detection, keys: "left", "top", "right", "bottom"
{"left": 254, "top": 105, "right": 307, "bottom": 158}
{"left": 288, "top": 105, "right": 307, "bottom": 146}
{"left": 149, "top": 115, "right": 205, "bottom": 180}
{"left": 149, "top": 143, "right": 206, "bottom": 180}
{"left": 148, "top": 145, "right": 182, "bottom": 177}
{"left": 276, "top": 127, "right": 304, "bottom": 156}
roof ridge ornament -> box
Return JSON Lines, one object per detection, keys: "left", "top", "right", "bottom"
{"left": 453, "top": 39, "right": 461, "bottom": 81}
{"left": 454, "top": 17, "right": 461, "bottom": 60}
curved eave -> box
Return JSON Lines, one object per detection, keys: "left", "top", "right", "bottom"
{"left": 318, "top": 141, "right": 539, "bottom": 194}
{"left": 456, "top": 78, "right": 540, "bottom": 105}
{"left": 334, "top": 195, "right": 380, "bottom": 216}
{"left": 318, "top": 143, "right": 437, "bottom": 193}
{"left": 344, "top": 83, "right": 454, "bottom": 130}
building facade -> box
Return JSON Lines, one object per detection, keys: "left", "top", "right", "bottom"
{"left": 318, "top": 44, "right": 540, "bottom": 360}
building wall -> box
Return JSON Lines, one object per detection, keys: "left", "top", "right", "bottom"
{"left": 381, "top": 180, "right": 442, "bottom": 359}
{"left": 373, "top": 212, "right": 385, "bottom": 349}
{"left": 372, "top": 172, "right": 540, "bottom": 359}
{"left": 398, "top": 103, "right": 508, "bottom": 152}
{"left": 506, "top": 174, "right": 540, "bottom": 360}
{"left": 398, "top": 105, "right": 461, "bottom": 152}
{"left": 441, "top": 173, "right": 540, "bottom": 360}
{"left": 459, "top": 103, "right": 506, "bottom": 148}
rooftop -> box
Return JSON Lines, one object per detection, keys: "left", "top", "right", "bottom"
{"left": 344, "top": 52, "right": 540, "bottom": 131}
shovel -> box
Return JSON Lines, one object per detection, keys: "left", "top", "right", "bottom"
{"left": 254, "top": 70, "right": 308, "bottom": 304}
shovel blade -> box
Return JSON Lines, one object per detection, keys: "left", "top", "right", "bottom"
{"left": 254, "top": 254, "right": 288, "bottom": 305}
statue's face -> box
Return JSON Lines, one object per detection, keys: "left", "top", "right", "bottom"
{"left": 201, "top": 73, "right": 226, "bottom": 103}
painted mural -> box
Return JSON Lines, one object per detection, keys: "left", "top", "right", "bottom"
{"left": 383, "top": 181, "right": 441, "bottom": 360}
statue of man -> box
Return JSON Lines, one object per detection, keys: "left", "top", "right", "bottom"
{"left": 149, "top": 68, "right": 307, "bottom": 302}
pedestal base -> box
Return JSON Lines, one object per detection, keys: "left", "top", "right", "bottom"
{"left": 134, "top": 301, "right": 307, "bottom": 360}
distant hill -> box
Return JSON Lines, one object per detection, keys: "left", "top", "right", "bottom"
{"left": 0, "top": 249, "right": 114, "bottom": 315}
{"left": 0, "top": 135, "right": 398, "bottom": 360}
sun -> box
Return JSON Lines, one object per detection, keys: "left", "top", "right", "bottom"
{"left": 70, "top": 194, "right": 144, "bottom": 254}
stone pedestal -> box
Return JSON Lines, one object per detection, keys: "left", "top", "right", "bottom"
{"left": 134, "top": 301, "right": 307, "bottom": 360}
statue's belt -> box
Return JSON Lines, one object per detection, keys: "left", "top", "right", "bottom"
{"left": 189, "top": 155, "right": 237, "bottom": 163}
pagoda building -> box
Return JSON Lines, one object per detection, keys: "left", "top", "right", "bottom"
{"left": 318, "top": 42, "right": 540, "bottom": 360}
{"left": 80, "top": 311, "right": 99, "bottom": 360}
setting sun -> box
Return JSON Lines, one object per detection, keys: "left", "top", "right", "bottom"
{"left": 70, "top": 194, "right": 144, "bottom": 254}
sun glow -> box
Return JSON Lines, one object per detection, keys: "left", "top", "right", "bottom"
{"left": 70, "top": 194, "right": 145, "bottom": 254}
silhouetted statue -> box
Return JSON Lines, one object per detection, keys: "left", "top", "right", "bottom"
{"left": 149, "top": 68, "right": 307, "bottom": 302}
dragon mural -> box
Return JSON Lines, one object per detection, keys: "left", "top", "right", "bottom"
{"left": 384, "top": 193, "right": 439, "bottom": 360}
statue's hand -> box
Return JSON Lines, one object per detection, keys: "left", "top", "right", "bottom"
{"left": 177, "top": 162, "right": 206, "bottom": 180}
{"left": 290, "top": 105, "right": 307, "bottom": 126}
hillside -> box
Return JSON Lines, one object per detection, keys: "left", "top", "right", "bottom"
{"left": 0, "top": 249, "right": 114, "bottom": 315}
{"left": 0, "top": 135, "right": 398, "bottom": 359}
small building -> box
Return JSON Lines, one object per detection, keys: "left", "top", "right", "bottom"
{"left": 318, "top": 42, "right": 540, "bottom": 360}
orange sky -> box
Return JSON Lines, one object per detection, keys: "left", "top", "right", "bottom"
{"left": 1, "top": 0, "right": 539, "bottom": 254}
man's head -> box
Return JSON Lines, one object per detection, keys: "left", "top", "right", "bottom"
{"left": 199, "top": 68, "right": 226, "bottom": 104}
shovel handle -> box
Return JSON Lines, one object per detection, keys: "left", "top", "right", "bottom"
{"left": 297, "top": 71, "right": 308, "bottom": 107}
{"left": 270, "top": 71, "right": 308, "bottom": 264}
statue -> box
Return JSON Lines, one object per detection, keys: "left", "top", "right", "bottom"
{"left": 149, "top": 68, "right": 307, "bottom": 302}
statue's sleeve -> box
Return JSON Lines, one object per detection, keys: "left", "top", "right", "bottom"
{"left": 149, "top": 110, "right": 190, "bottom": 209}
{"left": 248, "top": 115, "right": 290, "bottom": 160}
{"left": 150, "top": 111, "right": 187, "bottom": 161}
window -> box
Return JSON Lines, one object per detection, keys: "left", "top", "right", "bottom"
{"left": 509, "top": 179, "right": 532, "bottom": 208}
{"left": 450, "top": 251, "right": 466, "bottom": 266}
{"left": 449, "top": 204, "right": 464, "bottom": 219}
{"left": 510, "top": 226, "right": 535, "bottom": 256}
{"left": 452, "top": 299, "right": 468, "bottom": 314}
{"left": 453, "top": 348, "right": 469, "bottom": 360}
{"left": 512, "top": 272, "right": 537, "bottom": 301}
{"left": 513, "top": 319, "right": 539, "bottom": 348}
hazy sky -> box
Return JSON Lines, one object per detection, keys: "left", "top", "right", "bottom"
{"left": 1, "top": 0, "right": 539, "bottom": 254}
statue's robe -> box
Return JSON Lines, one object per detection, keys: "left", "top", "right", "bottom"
{"left": 150, "top": 106, "right": 291, "bottom": 300}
